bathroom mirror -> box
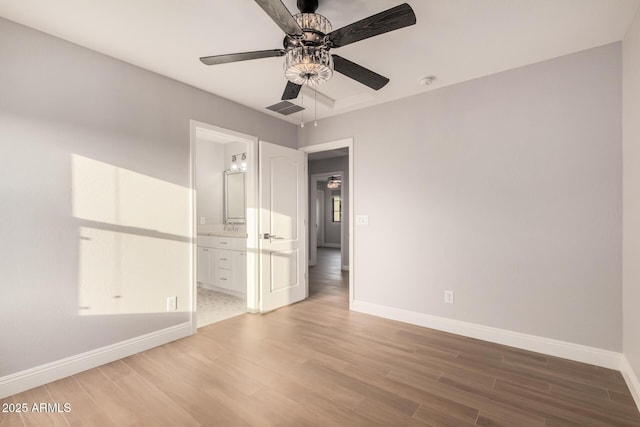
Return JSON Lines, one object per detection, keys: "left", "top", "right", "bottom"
{"left": 224, "top": 170, "right": 246, "bottom": 224}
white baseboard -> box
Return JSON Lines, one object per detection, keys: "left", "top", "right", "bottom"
{"left": 0, "top": 322, "right": 192, "bottom": 399}
{"left": 350, "top": 300, "right": 621, "bottom": 370}
{"left": 341, "top": 265, "right": 350, "bottom": 271}
{"left": 621, "top": 355, "right": 640, "bottom": 409}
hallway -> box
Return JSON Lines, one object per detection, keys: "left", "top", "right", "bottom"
{"left": 308, "top": 247, "right": 348, "bottom": 303}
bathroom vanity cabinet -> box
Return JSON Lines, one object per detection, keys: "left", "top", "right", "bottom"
{"left": 197, "top": 235, "right": 246, "bottom": 296}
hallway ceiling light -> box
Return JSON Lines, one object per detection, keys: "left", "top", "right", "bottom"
{"left": 327, "top": 176, "right": 341, "bottom": 189}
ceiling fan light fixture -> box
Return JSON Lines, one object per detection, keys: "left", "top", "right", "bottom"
{"left": 284, "top": 46, "right": 333, "bottom": 86}
{"left": 200, "top": 1, "right": 417, "bottom": 99}
{"left": 293, "top": 12, "right": 332, "bottom": 34}
{"left": 284, "top": 11, "right": 333, "bottom": 87}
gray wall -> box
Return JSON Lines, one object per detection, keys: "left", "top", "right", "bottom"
{"left": 0, "top": 18, "right": 296, "bottom": 377}
{"left": 300, "top": 43, "right": 622, "bottom": 351}
{"left": 309, "top": 156, "right": 350, "bottom": 267}
{"left": 623, "top": 10, "right": 640, "bottom": 379}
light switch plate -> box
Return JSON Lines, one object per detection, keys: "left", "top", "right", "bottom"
{"left": 356, "top": 215, "right": 369, "bottom": 226}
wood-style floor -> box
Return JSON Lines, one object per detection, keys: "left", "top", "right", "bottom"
{"left": 2, "top": 247, "right": 639, "bottom": 426}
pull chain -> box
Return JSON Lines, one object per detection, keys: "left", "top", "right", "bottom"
{"left": 314, "top": 88, "right": 318, "bottom": 127}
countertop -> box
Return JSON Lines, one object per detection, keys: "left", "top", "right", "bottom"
{"left": 197, "top": 231, "right": 247, "bottom": 238}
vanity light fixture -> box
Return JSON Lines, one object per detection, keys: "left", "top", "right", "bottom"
{"left": 327, "top": 175, "right": 341, "bottom": 190}
{"left": 231, "top": 153, "right": 247, "bottom": 171}
{"left": 240, "top": 153, "right": 247, "bottom": 171}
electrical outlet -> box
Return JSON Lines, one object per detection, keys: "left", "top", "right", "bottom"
{"left": 200, "top": 216, "right": 206, "bottom": 225}
{"left": 444, "top": 290, "right": 454, "bottom": 304}
{"left": 166, "top": 296, "right": 177, "bottom": 311}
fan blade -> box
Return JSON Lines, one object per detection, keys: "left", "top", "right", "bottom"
{"left": 200, "top": 49, "right": 285, "bottom": 65}
{"left": 282, "top": 81, "right": 302, "bottom": 100}
{"left": 332, "top": 55, "right": 389, "bottom": 90}
{"left": 254, "top": 0, "right": 303, "bottom": 36}
{"left": 328, "top": 3, "right": 416, "bottom": 48}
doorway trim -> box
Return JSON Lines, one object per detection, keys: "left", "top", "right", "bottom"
{"left": 300, "top": 138, "right": 354, "bottom": 308}
{"left": 189, "top": 120, "right": 259, "bottom": 334}
{"left": 316, "top": 189, "right": 325, "bottom": 248}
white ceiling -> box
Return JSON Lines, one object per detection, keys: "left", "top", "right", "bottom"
{"left": 1, "top": 0, "right": 638, "bottom": 125}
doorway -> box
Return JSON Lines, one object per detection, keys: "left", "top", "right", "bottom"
{"left": 190, "top": 121, "right": 308, "bottom": 331}
{"left": 300, "top": 138, "right": 354, "bottom": 307}
{"left": 309, "top": 170, "right": 344, "bottom": 264}
{"left": 189, "top": 121, "right": 259, "bottom": 332}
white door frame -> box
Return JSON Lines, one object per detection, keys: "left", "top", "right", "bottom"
{"left": 316, "top": 189, "right": 325, "bottom": 248}
{"left": 309, "top": 170, "right": 343, "bottom": 266}
{"left": 189, "top": 120, "right": 260, "bottom": 334}
{"left": 300, "top": 138, "right": 354, "bottom": 308}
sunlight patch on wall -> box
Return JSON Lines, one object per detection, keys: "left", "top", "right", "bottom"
{"left": 78, "top": 227, "right": 189, "bottom": 315}
{"left": 72, "top": 154, "right": 190, "bottom": 236}
{"left": 72, "top": 154, "right": 191, "bottom": 315}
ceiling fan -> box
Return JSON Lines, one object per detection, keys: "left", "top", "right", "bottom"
{"left": 200, "top": 0, "right": 416, "bottom": 101}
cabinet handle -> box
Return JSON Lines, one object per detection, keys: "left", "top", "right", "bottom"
{"left": 220, "top": 258, "right": 228, "bottom": 261}
{"left": 220, "top": 242, "right": 228, "bottom": 245}
{"left": 219, "top": 278, "right": 227, "bottom": 281}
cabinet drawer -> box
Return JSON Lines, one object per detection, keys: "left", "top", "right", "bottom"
{"left": 197, "top": 236, "right": 246, "bottom": 251}
{"left": 216, "top": 250, "right": 232, "bottom": 270}
{"left": 216, "top": 237, "right": 246, "bottom": 251}
{"left": 216, "top": 237, "right": 233, "bottom": 250}
{"left": 215, "top": 268, "right": 232, "bottom": 289}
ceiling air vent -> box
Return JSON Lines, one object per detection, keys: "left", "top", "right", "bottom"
{"left": 266, "top": 101, "right": 304, "bottom": 116}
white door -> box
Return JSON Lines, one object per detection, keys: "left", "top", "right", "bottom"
{"left": 259, "top": 141, "right": 307, "bottom": 312}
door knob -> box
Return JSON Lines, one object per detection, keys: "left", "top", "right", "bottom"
{"left": 261, "top": 233, "right": 283, "bottom": 239}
